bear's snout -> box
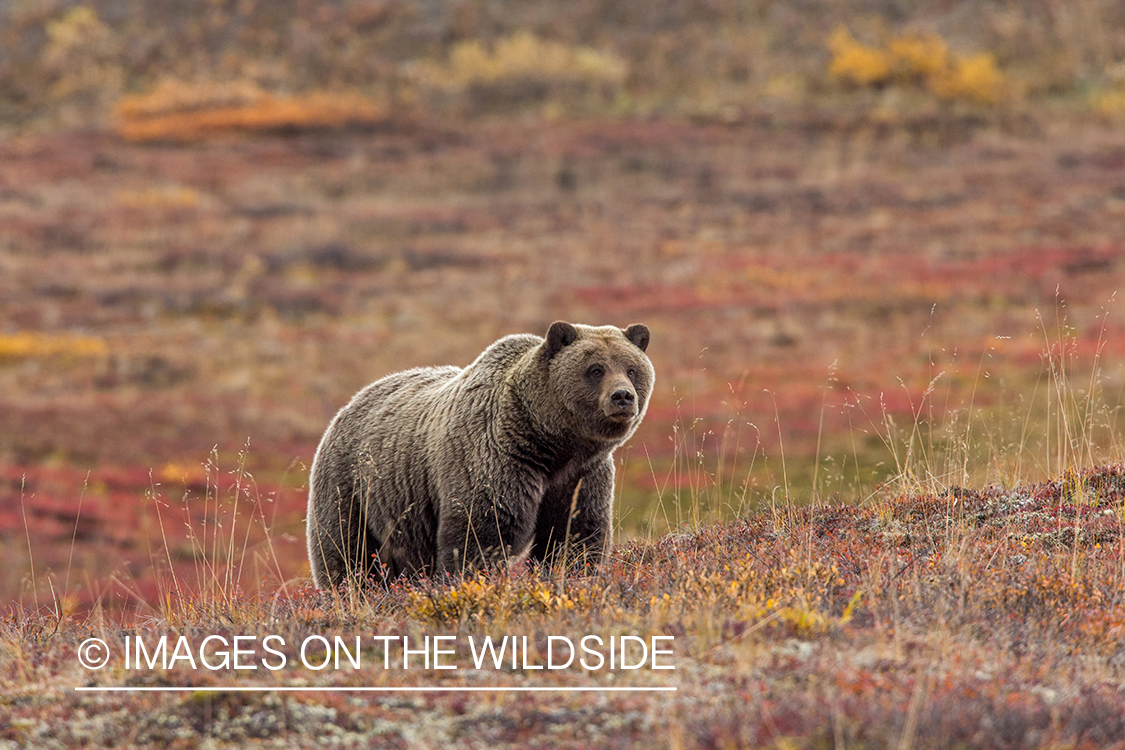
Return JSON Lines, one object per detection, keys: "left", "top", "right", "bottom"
{"left": 610, "top": 389, "right": 635, "bottom": 409}
{"left": 603, "top": 384, "right": 638, "bottom": 418}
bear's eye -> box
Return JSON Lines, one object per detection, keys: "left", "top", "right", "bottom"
{"left": 586, "top": 365, "right": 604, "bottom": 379}
{"left": 627, "top": 367, "right": 637, "bottom": 380}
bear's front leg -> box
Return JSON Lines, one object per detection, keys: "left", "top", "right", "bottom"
{"left": 435, "top": 486, "right": 540, "bottom": 575}
{"left": 529, "top": 457, "right": 614, "bottom": 570}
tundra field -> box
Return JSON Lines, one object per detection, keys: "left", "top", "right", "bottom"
{"left": 5, "top": 1, "right": 1125, "bottom": 747}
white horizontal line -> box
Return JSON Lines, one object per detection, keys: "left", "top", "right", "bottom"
{"left": 75, "top": 685, "right": 677, "bottom": 693}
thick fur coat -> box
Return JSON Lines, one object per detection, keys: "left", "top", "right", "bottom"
{"left": 307, "top": 321, "right": 654, "bottom": 588}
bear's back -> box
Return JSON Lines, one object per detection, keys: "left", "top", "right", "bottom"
{"left": 461, "top": 333, "right": 541, "bottom": 383}
{"left": 354, "top": 364, "right": 461, "bottom": 413}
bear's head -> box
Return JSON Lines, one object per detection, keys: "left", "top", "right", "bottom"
{"left": 542, "top": 321, "right": 654, "bottom": 443}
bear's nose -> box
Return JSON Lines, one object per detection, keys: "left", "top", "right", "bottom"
{"left": 610, "top": 389, "right": 635, "bottom": 409}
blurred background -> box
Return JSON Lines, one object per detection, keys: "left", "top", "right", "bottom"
{"left": 3, "top": 0, "right": 1125, "bottom": 614}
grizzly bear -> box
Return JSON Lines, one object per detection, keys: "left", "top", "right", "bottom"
{"left": 306, "top": 321, "right": 654, "bottom": 588}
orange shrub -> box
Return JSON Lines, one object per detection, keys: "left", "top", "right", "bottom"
{"left": 114, "top": 78, "right": 386, "bottom": 142}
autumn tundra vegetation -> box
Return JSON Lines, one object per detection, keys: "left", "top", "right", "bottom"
{"left": 3, "top": 1, "right": 1125, "bottom": 747}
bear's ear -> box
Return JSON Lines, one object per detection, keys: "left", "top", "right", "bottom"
{"left": 624, "top": 323, "right": 650, "bottom": 352}
{"left": 545, "top": 321, "right": 579, "bottom": 359}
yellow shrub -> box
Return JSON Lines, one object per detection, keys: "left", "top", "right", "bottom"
{"left": 928, "top": 52, "right": 1005, "bottom": 104}
{"left": 828, "top": 26, "right": 1006, "bottom": 105}
{"left": 1094, "top": 90, "right": 1125, "bottom": 115}
{"left": 40, "top": 5, "right": 123, "bottom": 120}
{"left": 1091, "top": 62, "right": 1125, "bottom": 116}
{"left": 828, "top": 27, "right": 892, "bottom": 86}
{"left": 888, "top": 33, "right": 949, "bottom": 80}
{"left": 406, "top": 574, "right": 573, "bottom": 624}
{"left": 0, "top": 332, "right": 108, "bottom": 360}
{"left": 424, "top": 31, "right": 626, "bottom": 90}
{"left": 409, "top": 31, "right": 626, "bottom": 113}
{"left": 116, "top": 186, "right": 200, "bottom": 209}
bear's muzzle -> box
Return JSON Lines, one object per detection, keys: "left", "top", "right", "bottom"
{"left": 602, "top": 385, "right": 638, "bottom": 420}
